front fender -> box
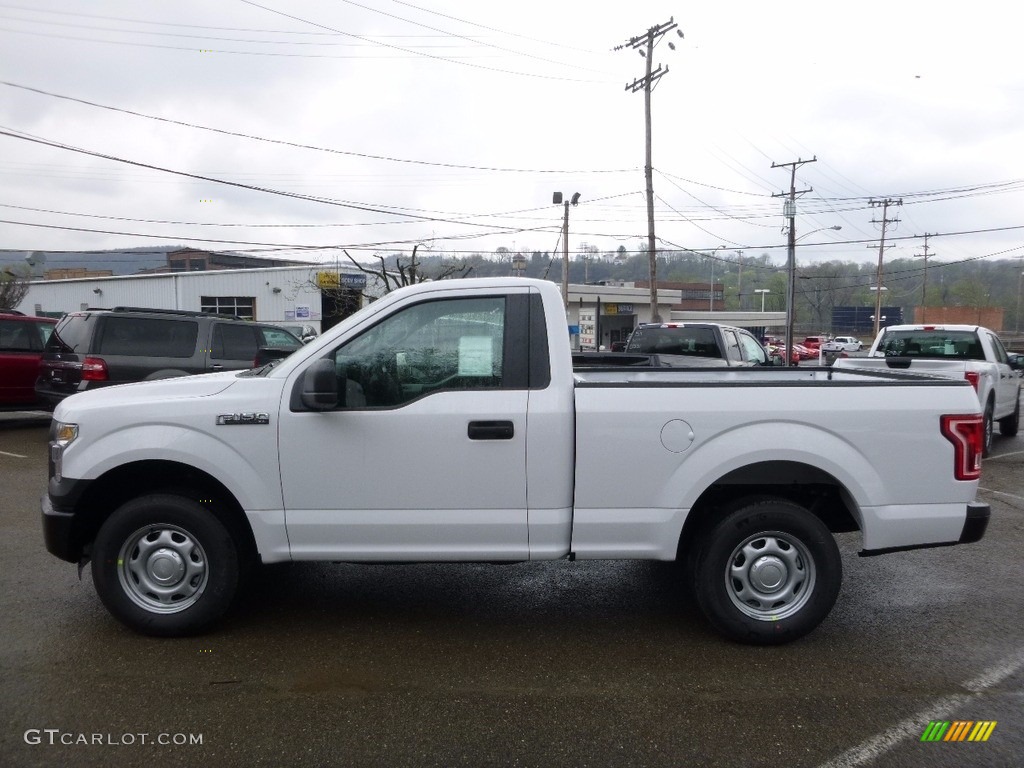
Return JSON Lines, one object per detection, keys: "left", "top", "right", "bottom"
{"left": 61, "top": 421, "right": 282, "bottom": 513}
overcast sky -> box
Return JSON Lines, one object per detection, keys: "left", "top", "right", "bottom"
{"left": 2, "top": 0, "right": 1023, "bottom": 273}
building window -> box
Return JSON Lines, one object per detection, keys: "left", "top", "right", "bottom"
{"left": 201, "top": 296, "right": 255, "bottom": 319}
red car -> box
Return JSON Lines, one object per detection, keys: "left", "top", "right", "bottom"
{"left": 0, "top": 312, "right": 57, "bottom": 407}
{"left": 792, "top": 343, "right": 814, "bottom": 360}
{"left": 769, "top": 343, "right": 814, "bottom": 365}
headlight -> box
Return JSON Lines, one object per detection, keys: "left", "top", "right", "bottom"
{"left": 50, "top": 422, "right": 78, "bottom": 482}
{"left": 54, "top": 422, "right": 78, "bottom": 447}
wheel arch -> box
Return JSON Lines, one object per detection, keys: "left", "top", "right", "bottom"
{"left": 676, "top": 460, "right": 861, "bottom": 562}
{"left": 73, "top": 460, "right": 257, "bottom": 566}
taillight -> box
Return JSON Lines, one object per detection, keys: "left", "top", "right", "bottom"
{"left": 81, "top": 356, "right": 109, "bottom": 382}
{"left": 964, "top": 371, "right": 980, "bottom": 392}
{"left": 941, "top": 414, "right": 983, "bottom": 481}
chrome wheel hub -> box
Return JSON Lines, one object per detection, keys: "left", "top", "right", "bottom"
{"left": 725, "top": 531, "right": 816, "bottom": 621}
{"left": 117, "top": 524, "right": 209, "bottom": 614}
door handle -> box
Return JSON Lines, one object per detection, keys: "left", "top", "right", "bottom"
{"left": 468, "top": 420, "right": 514, "bottom": 440}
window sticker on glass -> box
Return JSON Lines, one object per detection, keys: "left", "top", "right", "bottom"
{"left": 458, "top": 336, "right": 493, "bottom": 375}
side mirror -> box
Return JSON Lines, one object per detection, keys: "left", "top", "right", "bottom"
{"left": 301, "top": 358, "right": 339, "bottom": 410}
{"left": 1007, "top": 353, "right": 1023, "bottom": 371}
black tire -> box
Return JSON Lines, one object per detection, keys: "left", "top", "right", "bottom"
{"left": 693, "top": 499, "right": 841, "bottom": 645}
{"left": 91, "top": 494, "right": 241, "bottom": 637}
{"left": 982, "top": 400, "right": 995, "bottom": 457}
{"left": 998, "top": 391, "right": 1020, "bottom": 438}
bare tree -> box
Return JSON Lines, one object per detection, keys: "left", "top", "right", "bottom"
{"left": 0, "top": 266, "right": 31, "bottom": 310}
{"left": 343, "top": 245, "right": 473, "bottom": 296}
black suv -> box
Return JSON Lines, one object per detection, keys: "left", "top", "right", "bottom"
{"left": 35, "top": 307, "right": 301, "bottom": 407}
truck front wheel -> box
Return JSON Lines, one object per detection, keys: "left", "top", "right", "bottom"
{"left": 91, "top": 494, "right": 241, "bottom": 636}
{"left": 693, "top": 499, "right": 841, "bottom": 645}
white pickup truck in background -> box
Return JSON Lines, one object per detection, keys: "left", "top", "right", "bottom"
{"left": 833, "top": 324, "right": 1022, "bottom": 455}
{"left": 43, "top": 279, "right": 991, "bottom": 645}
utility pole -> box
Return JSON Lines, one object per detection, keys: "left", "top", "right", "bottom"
{"left": 915, "top": 233, "right": 934, "bottom": 323}
{"left": 869, "top": 198, "right": 902, "bottom": 337}
{"left": 561, "top": 199, "right": 570, "bottom": 309}
{"left": 772, "top": 157, "right": 816, "bottom": 362}
{"left": 618, "top": 18, "right": 682, "bottom": 323}
{"left": 735, "top": 250, "right": 744, "bottom": 310}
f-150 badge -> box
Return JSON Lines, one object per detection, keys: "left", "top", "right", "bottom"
{"left": 216, "top": 413, "right": 270, "bottom": 425}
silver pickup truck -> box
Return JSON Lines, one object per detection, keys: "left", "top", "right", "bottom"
{"left": 43, "top": 279, "right": 991, "bottom": 645}
{"left": 617, "top": 322, "right": 773, "bottom": 367}
{"left": 834, "top": 324, "right": 1022, "bottom": 454}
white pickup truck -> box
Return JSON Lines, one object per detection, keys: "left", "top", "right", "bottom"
{"left": 43, "top": 278, "right": 991, "bottom": 645}
{"left": 833, "top": 324, "right": 1022, "bottom": 455}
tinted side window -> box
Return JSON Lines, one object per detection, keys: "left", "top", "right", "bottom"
{"left": 259, "top": 327, "right": 302, "bottom": 349}
{"left": 331, "top": 297, "right": 506, "bottom": 408}
{"left": 47, "top": 314, "right": 94, "bottom": 353}
{"left": 98, "top": 317, "right": 198, "bottom": 358}
{"left": 0, "top": 320, "right": 35, "bottom": 351}
{"left": 211, "top": 323, "right": 259, "bottom": 360}
{"left": 722, "top": 330, "right": 743, "bottom": 362}
{"left": 738, "top": 331, "right": 767, "bottom": 364}
{"left": 987, "top": 333, "right": 1008, "bottom": 364}
{"left": 36, "top": 321, "right": 54, "bottom": 346}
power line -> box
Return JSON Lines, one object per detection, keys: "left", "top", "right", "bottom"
{"left": 332, "top": 0, "right": 609, "bottom": 73}
{"left": 1, "top": 81, "right": 637, "bottom": 174}
{"left": 238, "top": 0, "right": 610, "bottom": 83}
{"left": 0, "top": 126, "right": 569, "bottom": 232}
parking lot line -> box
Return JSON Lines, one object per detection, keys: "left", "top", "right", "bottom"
{"left": 985, "top": 449, "right": 1024, "bottom": 460}
{"left": 978, "top": 487, "right": 1024, "bottom": 503}
{"left": 818, "top": 650, "right": 1024, "bottom": 768}
{"left": 0, "top": 450, "right": 27, "bottom": 458}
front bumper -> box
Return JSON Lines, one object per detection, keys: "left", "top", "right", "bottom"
{"left": 42, "top": 493, "right": 80, "bottom": 563}
{"left": 41, "top": 476, "right": 93, "bottom": 563}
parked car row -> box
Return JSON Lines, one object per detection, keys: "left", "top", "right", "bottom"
{"left": 1, "top": 307, "right": 305, "bottom": 409}
{"left": 822, "top": 336, "right": 864, "bottom": 352}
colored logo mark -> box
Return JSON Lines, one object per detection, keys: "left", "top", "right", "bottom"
{"left": 921, "top": 721, "right": 997, "bottom": 742}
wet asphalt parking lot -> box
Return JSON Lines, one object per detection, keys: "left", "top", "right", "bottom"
{"left": 1, "top": 401, "right": 1022, "bottom": 768}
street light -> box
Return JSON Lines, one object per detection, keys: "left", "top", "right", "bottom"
{"left": 796, "top": 225, "right": 843, "bottom": 243}
{"left": 553, "top": 191, "right": 580, "bottom": 312}
{"left": 754, "top": 288, "right": 770, "bottom": 312}
{"left": 708, "top": 245, "right": 726, "bottom": 312}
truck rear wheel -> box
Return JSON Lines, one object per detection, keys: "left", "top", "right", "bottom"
{"left": 91, "top": 494, "right": 241, "bottom": 636}
{"left": 998, "top": 393, "right": 1020, "bottom": 438}
{"left": 693, "top": 499, "right": 841, "bottom": 645}
{"left": 983, "top": 400, "right": 995, "bottom": 456}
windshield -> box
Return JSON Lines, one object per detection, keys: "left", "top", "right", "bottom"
{"left": 626, "top": 326, "right": 722, "bottom": 358}
{"left": 877, "top": 329, "right": 983, "bottom": 359}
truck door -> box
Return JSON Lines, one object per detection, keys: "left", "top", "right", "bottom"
{"left": 986, "top": 332, "right": 1019, "bottom": 417}
{"left": 278, "top": 292, "right": 531, "bottom": 560}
